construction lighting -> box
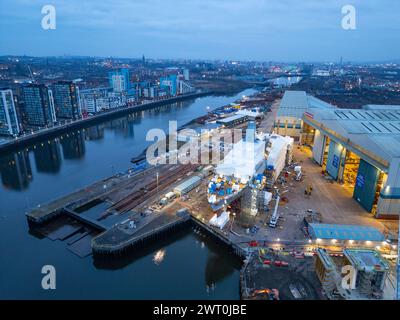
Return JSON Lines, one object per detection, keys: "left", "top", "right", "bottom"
{"left": 375, "top": 246, "right": 381, "bottom": 250}
{"left": 392, "top": 245, "right": 397, "bottom": 249}
{"left": 366, "top": 240, "right": 372, "bottom": 246}
{"left": 349, "top": 240, "right": 354, "bottom": 244}
{"left": 331, "top": 239, "right": 337, "bottom": 244}
{"left": 308, "top": 239, "right": 312, "bottom": 243}
{"left": 316, "top": 238, "right": 322, "bottom": 243}
{"left": 277, "top": 238, "right": 280, "bottom": 242}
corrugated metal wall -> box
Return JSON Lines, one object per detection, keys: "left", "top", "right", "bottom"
{"left": 312, "top": 129, "right": 325, "bottom": 165}
{"left": 353, "top": 159, "right": 380, "bottom": 212}
{"left": 326, "top": 141, "right": 342, "bottom": 180}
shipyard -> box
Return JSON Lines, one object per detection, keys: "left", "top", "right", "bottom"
{"left": 23, "top": 87, "right": 399, "bottom": 300}
{"left": 2, "top": 1, "right": 400, "bottom": 305}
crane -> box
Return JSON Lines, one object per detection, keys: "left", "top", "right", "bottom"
{"left": 269, "top": 190, "right": 280, "bottom": 228}
{"left": 27, "top": 65, "right": 35, "bottom": 83}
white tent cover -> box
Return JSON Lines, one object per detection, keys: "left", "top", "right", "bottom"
{"left": 215, "top": 139, "right": 266, "bottom": 181}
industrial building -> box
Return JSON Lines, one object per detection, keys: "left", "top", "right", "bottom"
{"left": 275, "top": 90, "right": 336, "bottom": 138}
{"left": 216, "top": 114, "right": 247, "bottom": 128}
{"left": 315, "top": 248, "right": 337, "bottom": 293}
{"left": 174, "top": 175, "right": 201, "bottom": 195}
{"left": 343, "top": 249, "right": 390, "bottom": 297}
{"left": 276, "top": 90, "right": 400, "bottom": 218}
{"left": 303, "top": 105, "right": 400, "bottom": 218}
{"left": 308, "top": 223, "right": 385, "bottom": 244}
{"left": 235, "top": 108, "right": 264, "bottom": 120}
{"left": 315, "top": 247, "right": 390, "bottom": 299}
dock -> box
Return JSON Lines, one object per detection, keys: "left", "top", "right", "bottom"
{"left": 26, "top": 169, "right": 147, "bottom": 224}
{"left": 92, "top": 210, "right": 191, "bottom": 256}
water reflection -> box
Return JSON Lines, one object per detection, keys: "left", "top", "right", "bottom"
{"left": 0, "top": 151, "right": 32, "bottom": 190}
{"left": 61, "top": 131, "right": 86, "bottom": 159}
{"left": 204, "top": 251, "right": 237, "bottom": 288}
{"left": 1, "top": 90, "right": 256, "bottom": 299}
{"left": 0, "top": 98, "right": 211, "bottom": 191}
{"left": 86, "top": 125, "right": 104, "bottom": 141}
{"left": 33, "top": 140, "right": 62, "bottom": 173}
{"left": 153, "top": 249, "right": 166, "bottom": 265}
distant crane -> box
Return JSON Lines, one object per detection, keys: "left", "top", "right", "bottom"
{"left": 27, "top": 65, "right": 35, "bottom": 83}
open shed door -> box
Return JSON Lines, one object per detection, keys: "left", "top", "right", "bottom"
{"left": 312, "top": 130, "right": 325, "bottom": 165}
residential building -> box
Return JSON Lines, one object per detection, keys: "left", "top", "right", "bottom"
{"left": 0, "top": 88, "right": 20, "bottom": 136}
{"left": 183, "top": 68, "right": 190, "bottom": 81}
{"left": 21, "top": 84, "right": 56, "bottom": 127}
{"left": 109, "top": 68, "right": 130, "bottom": 92}
{"left": 52, "top": 81, "right": 82, "bottom": 120}
{"left": 178, "top": 80, "right": 195, "bottom": 95}
{"left": 160, "top": 74, "right": 178, "bottom": 96}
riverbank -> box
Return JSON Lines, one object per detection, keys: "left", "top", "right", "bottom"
{"left": 0, "top": 91, "right": 210, "bottom": 155}
{"left": 1, "top": 89, "right": 259, "bottom": 299}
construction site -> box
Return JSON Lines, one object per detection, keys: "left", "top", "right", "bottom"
{"left": 26, "top": 89, "right": 399, "bottom": 300}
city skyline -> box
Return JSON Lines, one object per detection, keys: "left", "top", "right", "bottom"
{"left": 1, "top": 0, "right": 400, "bottom": 62}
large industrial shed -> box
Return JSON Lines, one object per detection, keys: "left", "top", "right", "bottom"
{"left": 302, "top": 104, "right": 400, "bottom": 218}
{"left": 274, "top": 91, "right": 336, "bottom": 138}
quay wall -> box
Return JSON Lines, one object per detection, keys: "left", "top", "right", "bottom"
{"left": 0, "top": 91, "right": 210, "bottom": 155}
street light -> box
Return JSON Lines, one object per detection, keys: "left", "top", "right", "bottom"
{"left": 156, "top": 172, "right": 159, "bottom": 196}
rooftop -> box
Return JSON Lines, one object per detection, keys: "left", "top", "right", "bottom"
{"left": 215, "top": 138, "right": 266, "bottom": 181}
{"left": 303, "top": 105, "right": 400, "bottom": 166}
{"left": 174, "top": 175, "right": 201, "bottom": 193}
{"left": 343, "top": 249, "right": 390, "bottom": 272}
{"left": 308, "top": 223, "right": 385, "bottom": 242}
{"left": 278, "top": 90, "right": 336, "bottom": 119}
{"left": 216, "top": 114, "right": 247, "bottom": 124}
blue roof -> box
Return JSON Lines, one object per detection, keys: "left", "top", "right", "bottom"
{"left": 309, "top": 223, "right": 385, "bottom": 241}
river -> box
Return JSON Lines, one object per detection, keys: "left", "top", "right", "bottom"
{"left": 0, "top": 88, "right": 257, "bottom": 299}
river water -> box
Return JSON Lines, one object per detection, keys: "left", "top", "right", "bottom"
{"left": 0, "top": 88, "right": 257, "bottom": 299}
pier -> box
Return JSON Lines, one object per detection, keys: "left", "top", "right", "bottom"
{"left": 92, "top": 210, "right": 192, "bottom": 256}
{"left": 26, "top": 169, "right": 146, "bottom": 224}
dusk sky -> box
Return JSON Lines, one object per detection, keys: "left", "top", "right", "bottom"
{"left": 1, "top": 0, "right": 399, "bottom": 61}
